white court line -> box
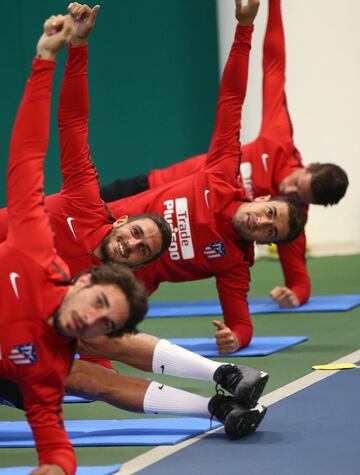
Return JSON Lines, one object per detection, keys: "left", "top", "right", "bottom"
{"left": 116, "top": 349, "right": 360, "bottom": 475}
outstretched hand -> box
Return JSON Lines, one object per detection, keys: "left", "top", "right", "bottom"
{"left": 235, "top": 0, "right": 260, "bottom": 26}
{"left": 30, "top": 464, "right": 66, "bottom": 475}
{"left": 68, "top": 2, "right": 100, "bottom": 45}
{"left": 213, "top": 320, "right": 240, "bottom": 354}
{"left": 37, "top": 15, "right": 75, "bottom": 61}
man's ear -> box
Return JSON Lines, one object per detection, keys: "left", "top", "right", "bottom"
{"left": 254, "top": 195, "right": 271, "bottom": 202}
{"left": 73, "top": 273, "right": 91, "bottom": 288}
{"left": 113, "top": 215, "right": 128, "bottom": 228}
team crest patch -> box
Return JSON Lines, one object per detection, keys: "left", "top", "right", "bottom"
{"left": 204, "top": 241, "right": 226, "bottom": 259}
{"left": 9, "top": 343, "right": 37, "bottom": 365}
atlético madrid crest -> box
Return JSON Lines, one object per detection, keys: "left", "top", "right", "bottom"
{"left": 203, "top": 241, "right": 226, "bottom": 259}
{"left": 9, "top": 343, "right": 37, "bottom": 365}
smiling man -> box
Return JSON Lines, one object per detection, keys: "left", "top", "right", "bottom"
{"left": 95, "top": 214, "right": 167, "bottom": 267}
{"left": 0, "top": 15, "right": 147, "bottom": 475}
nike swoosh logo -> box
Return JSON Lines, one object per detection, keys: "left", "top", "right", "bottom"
{"left": 9, "top": 272, "right": 20, "bottom": 299}
{"left": 204, "top": 189, "right": 210, "bottom": 208}
{"left": 158, "top": 364, "right": 165, "bottom": 389}
{"left": 66, "top": 217, "right": 77, "bottom": 239}
{"left": 261, "top": 153, "right": 269, "bottom": 173}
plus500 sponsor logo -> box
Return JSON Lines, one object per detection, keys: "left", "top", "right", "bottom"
{"left": 239, "top": 162, "right": 254, "bottom": 199}
{"left": 164, "top": 198, "right": 194, "bottom": 261}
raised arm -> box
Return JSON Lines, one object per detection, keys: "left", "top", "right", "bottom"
{"left": 7, "top": 16, "right": 74, "bottom": 266}
{"left": 6, "top": 15, "right": 76, "bottom": 475}
{"left": 58, "top": 3, "right": 101, "bottom": 200}
{"left": 205, "top": 0, "right": 259, "bottom": 182}
{"left": 260, "top": 0, "right": 293, "bottom": 152}
{"left": 261, "top": 0, "right": 311, "bottom": 307}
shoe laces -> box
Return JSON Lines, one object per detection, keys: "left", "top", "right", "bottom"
{"left": 215, "top": 384, "right": 225, "bottom": 397}
{"left": 209, "top": 388, "right": 226, "bottom": 430}
{"left": 217, "top": 365, "right": 243, "bottom": 394}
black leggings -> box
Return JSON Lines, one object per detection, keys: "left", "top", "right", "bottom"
{"left": 100, "top": 173, "right": 149, "bottom": 202}
{"left": 0, "top": 378, "right": 24, "bottom": 409}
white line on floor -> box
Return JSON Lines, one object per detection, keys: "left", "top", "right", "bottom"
{"left": 116, "top": 349, "right": 360, "bottom": 475}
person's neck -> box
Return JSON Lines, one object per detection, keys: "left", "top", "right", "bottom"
{"left": 279, "top": 168, "right": 304, "bottom": 193}
{"left": 93, "top": 244, "right": 102, "bottom": 259}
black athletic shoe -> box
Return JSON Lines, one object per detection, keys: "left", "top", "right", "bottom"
{"left": 208, "top": 393, "right": 267, "bottom": 439}
{"left": 213, "top": 364, "right": 269, "bottom": 408}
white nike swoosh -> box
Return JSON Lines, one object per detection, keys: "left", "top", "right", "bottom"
{"left": 66, "top": 217, "right": 77, "bottom": 239}
{"left": 204, "top": 189, "right": 210, "bottom": 208}
{"left": 261, "top": 153, "right": 269, "bottom": 173}
{"left": 9, "top": 272, "right": 20, "bottom": 299}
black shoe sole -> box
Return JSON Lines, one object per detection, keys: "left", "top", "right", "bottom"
{"left": 224, "top": 406, "right": 267, "bottom": 439}
{"left": 236, "top": 372, "right": 269, "bottom": 409}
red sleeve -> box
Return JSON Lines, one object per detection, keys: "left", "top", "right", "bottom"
{"left": 259, "top": 0, "right": 293, "bottom": 153}
{"left": 24, "top": 382, "right": 76, "bottom": 475}
{"left": 205, "top": 24, "right": 253, "bottom": 183}
{"left": 149, "top": 154, "right": 207, "bottom": 188}
{"left": 216, "top": 266, "right": 253, "bottom": 348}
{"left": 277, "top": 230, "right": 311, "bottom": 304}
{"left": 6, "top": 58, "right": 58, "bottom": 268}
{"left": 0, "top": 207, "right": 9, "bottom": 243}
{"left": 58, "top": 45, "right": 102, "bottom": 205}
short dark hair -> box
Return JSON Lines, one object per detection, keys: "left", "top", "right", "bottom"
{"left": 85, "top": 262, "right": 148, "bottom": 337}
{"left": 269, "top": 196, "right": 306, "bottom": 244}
{"left": 126, "top": 213, "right": 171, "bottom": 264}
{"left": 308, "top": 163, "right": 348, "bottom": 206}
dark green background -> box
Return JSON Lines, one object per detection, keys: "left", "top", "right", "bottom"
{"left": 0, "top": 0, "right": 219, "bottom": 206}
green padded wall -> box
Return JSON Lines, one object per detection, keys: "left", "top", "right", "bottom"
{"left": 0, "top": 0, "right": 219, "bottom": 206}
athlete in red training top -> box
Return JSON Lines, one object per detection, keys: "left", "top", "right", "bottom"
{"left": 0, "top": 4, "right": 171, "bottom": 372}
{"left": 103, "top": 3, "right": 305, "bottom": 353}
{"left": 101, "top": 0, "right": 348, "bottom": 309}
{"left": 0, "top": 15, "right": 147, "bottom": 475}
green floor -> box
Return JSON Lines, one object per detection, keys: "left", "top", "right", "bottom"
{"left": 1, "top": 254, "right": 359, "bottom": 468}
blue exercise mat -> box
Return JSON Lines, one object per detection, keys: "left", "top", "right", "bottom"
{"left": 168, "top": 336, "right": 308, "bottom": 357}
{"left": 0, "top": 395, "right": 93, "bottom": 408}
{"left": 0, "top": 465, "right": 120, "bottom": 475}
{"left": 147, "top": 294, "right": 360, "bottom": 318}
{"left": 0, "top": 418, "right": 221, "bottom": 448}
{"left": 64, "top": 395, "right": 93, "bottom": 404}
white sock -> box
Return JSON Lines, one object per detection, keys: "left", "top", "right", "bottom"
{"left": 152, "top": 339, "right": 223, "bottom": 381}
{"left": 143, "top": 381, "right": 210, "bottom": 418}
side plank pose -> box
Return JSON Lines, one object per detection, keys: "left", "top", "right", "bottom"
{"left": 101, "top": 0, "right": 348, "bottom": 309}
{"left": 0, "top": 1, "right": 169, "bottom": 373}
{"left": 0, "top": 1, "right": 304, "bottom": 357}
{"left": 102, "top": 1, "right": 306, "bottom": 353}
{"left": 0, "top": 14, "right": 148, "bottom": 475}
{"left": 62, "top": 0, "right": 282, "bottom": 432}
{"left": 62, "top": 1, "right": 269, "bottom": 436}
{"left": 0, "top": 2, "right": 269, "bottom": 447}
